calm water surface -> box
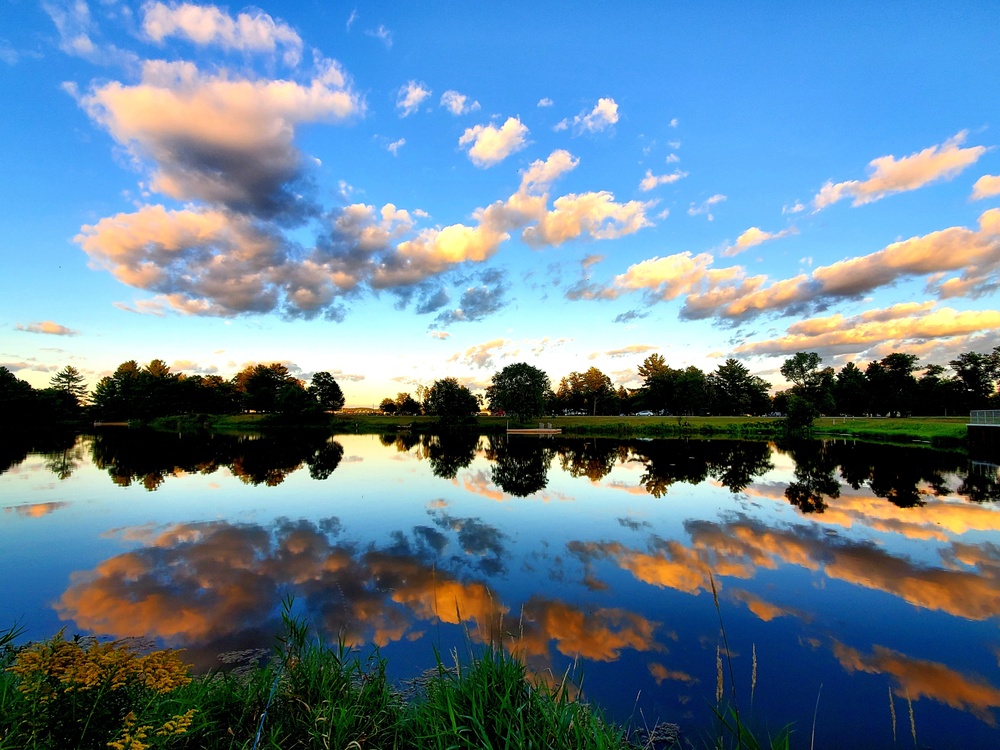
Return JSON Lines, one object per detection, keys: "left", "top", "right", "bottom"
{"left": 2, "top": 430, "right": 1000, "bottom": 749}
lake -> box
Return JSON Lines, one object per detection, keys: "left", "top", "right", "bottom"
{"left": 2, "top": 429, "right": 999, "bottom": 748}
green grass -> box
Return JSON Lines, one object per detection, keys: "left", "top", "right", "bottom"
{"left": 142, "top": 411, "right": 972, "bottom": 449}
{"left": 0, "top": 611, "right": 803, "bottom": 750}
{"left": 809, "top": 415, "right": 967, "bottom": 448}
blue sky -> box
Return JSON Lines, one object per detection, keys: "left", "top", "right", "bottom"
{"left": 2, "top": 1, "right": 1000, "bottom": 405}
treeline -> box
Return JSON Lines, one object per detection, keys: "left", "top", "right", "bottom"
{"left": 4, "top": 345, "right": 999, "bottom": 430}
{"left": 553, "top": 348, "right": 1000, "bottom": 420}
{"left": 0, "top": 360, "right": 347, "bottom": 428}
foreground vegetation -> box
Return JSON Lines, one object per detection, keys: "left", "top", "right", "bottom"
{"left": 0, "top": 614, "right": 724, "bottom": 750}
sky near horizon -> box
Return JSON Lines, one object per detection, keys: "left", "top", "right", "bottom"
{"left": 2, "top": 1, "right": 1000, "bottom": 406}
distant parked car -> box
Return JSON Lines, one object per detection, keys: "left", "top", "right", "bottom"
{"left": 636, "top": 410, "right": 655, "bottom": 416}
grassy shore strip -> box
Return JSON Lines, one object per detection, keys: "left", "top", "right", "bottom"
{"left": 1, "top": 617, "right": 765, "bottom": 750}
{"left": 146, "top": 412, "right": 971, "bottom": 447}
{"left": 809, "top": 415, "right": 968, "bottom": 448}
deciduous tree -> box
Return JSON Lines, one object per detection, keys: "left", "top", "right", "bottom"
{"left": 423, "top": 377, "right": 479, "bottom": 424}
{"left": 309, "top": 371, "right": 345, "bottom": 412}
{"left": 486, "top": 362, "right": 550, "bottom": 422}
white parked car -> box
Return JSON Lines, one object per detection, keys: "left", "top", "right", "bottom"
{"left": 635, "top": 410, "right": 655, "bottom": 416}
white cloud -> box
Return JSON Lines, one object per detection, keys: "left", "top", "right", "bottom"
{"left": 639, "top": 169, "right": 687, "bottom": 192}
{"left": 558, "top": 97, "right": 619, "bottom": 135}
{"left": 440, "top": 90, "right": 481, "bottom": 115}
{"left": 387, "top": 138, "right": 405, "bottom": 156}
{"left": 458, "top": 117, "right": 529, "bottom": 167}
{"left": 396, "top": 80, "right": 430, "bottom": 117}
{"left": 142, "top": 2, "right": 303, "bottom": 66}
{"left": 814, "top": 132, "right": 987, "bottom": 210}
{"left": 537, "top": 97, "right": 553, "bottom": 107}
{"left": 687, "top": 194, "right": 726, "bottom": 220}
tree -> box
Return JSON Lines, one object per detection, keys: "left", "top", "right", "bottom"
{"left": 422, "top": 378, "right": 479, "bottom": 424}
{"left": 554, "top": 367, "right": 616, "bottom": 416}
{"left": 950, "top": 349, "right": 1000, "bottom": 408}
{"left": 49, "top": 365, "right": 88, "bottom": 406}
{"left": 708, "top": 359, "right": 771, "bottom": 415}
{"left": 379, "top": 397, "right": 398, "bottom": 415}
{"left": 645, "top": 365, "right": 708, "bottom": 415}
{"left": 486, "top": 362, "right": 550, "bottom": 422}
{"left": 394, "top": 392, "right": 422, "bottom": 416}
{"left": 0, "top": 366, "right": 35, "bottom": 428}
{"left": 309, "top": 371, "right": 345, "bottom": 412}
{"left": 780, "top": 352, "right": 823, "bottom": 392}
{"left": 233, "top": 363, "right": 295, "bottom": 413}
{"left": 638, "top": 353, "right": 668, "bottom": 382}
{"left": 880, "top": 352, "right": 920, "bottom": 416}
{"left": 833, "top": 361, "right": 868, "bottom": 416}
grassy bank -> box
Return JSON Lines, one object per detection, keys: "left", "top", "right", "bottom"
{"left": 145, "top": 412, "right": 970, "bottom": 449}
{"left": 0, "top": 617, "right": 702, "bottom": 750}
{"left": 809, "top": 415, "right": 967, "bottom": 448}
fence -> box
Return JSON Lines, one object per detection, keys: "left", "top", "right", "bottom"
{"left": 970, "top": 410, "right": 1000, "bottom": 425}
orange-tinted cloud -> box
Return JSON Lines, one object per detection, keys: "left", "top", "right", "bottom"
{"left": 972, "top": 175, "right": 1000, "bottom": 201}
{"left": 814, "top": 132, "right": 986, "bottom": 209}
{"left": 833, "top": 640, "right": 1000, "bottom": 725}
{"left": 727, "top": 588, "right": 806, "bottom": 622}
{"left": 5, "top": 501, "right": 70, "bottom": 518}
{"left": 721, "top": 226, "right": 797, "bottom": 257}
{"left": 16, "top": 321, "right": 80, "bottom": 336}
{"left": 735, "top": 304, "right": 1000, "bottom": 359}
{"left": 649, "top": 661, "right": 698, "bottom": 685}
{"left": 514, "top": 597, "right": 662, "bottom": 662}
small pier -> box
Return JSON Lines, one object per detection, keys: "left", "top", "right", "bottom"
{"left": 507, "top": 422, "right": 561, "bottom": 435}
{"left": 968, "top": 410, "right": 1000, "bottom": 454}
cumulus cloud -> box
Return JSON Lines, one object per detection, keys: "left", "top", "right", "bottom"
{"left": 16, "top": 321, "right": 80, "bottom": 336}
{"left": 556, "top": 97, "right": 619, "bottom": 135}
{"left": 832, "top": 641, "right": 1000, "bottom": 725}
{"left": 576, "top": 208, "right": 1000, "bottom": 330}
{"left": 722, "top": 226, "right": 797, "bottom": 257}
{"left": 396, "top": 80, "right": 430, "bottom": 116}
{"left": 735, "top": 304, "right": 1000, "bottom": 360}
{"left": 537, "top": 97, "right": 553, "bottom": 107}
{"left": 142, "top": 2, "right": 303, "bottom": 66}
{"left": 440, "top": 90, "right": 480, "bottom": 115}
{"left": 450, "top": 338, "right": 511, "bottom": 369}
{"left": 687, "top": 194, "right": 726, "bottom": 220}
{"left": 972, "top": 175, "right": 1000, "bottom": 201}
{"left": 76, "top": 66, "right": 650, "bottom": 326}
{"left": 387, "top": 138, "right": 405, "bottom": 155}
{"left": 458, "top": 117, "right": 529, "bottom": 167}
{"left": 524, "top": 191, "right": 652, "bottom": 247}
{"left": 78, "top": 58, "right": 362, "bottom": 219}
{"left": 814, "top": 132, "right": 987, "bottom": 210}
{"left": 639, "top": 168, "right": 687, "bottom": 192}
{"left": 570, "top": 251, "right": 719, "bottom": 303}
